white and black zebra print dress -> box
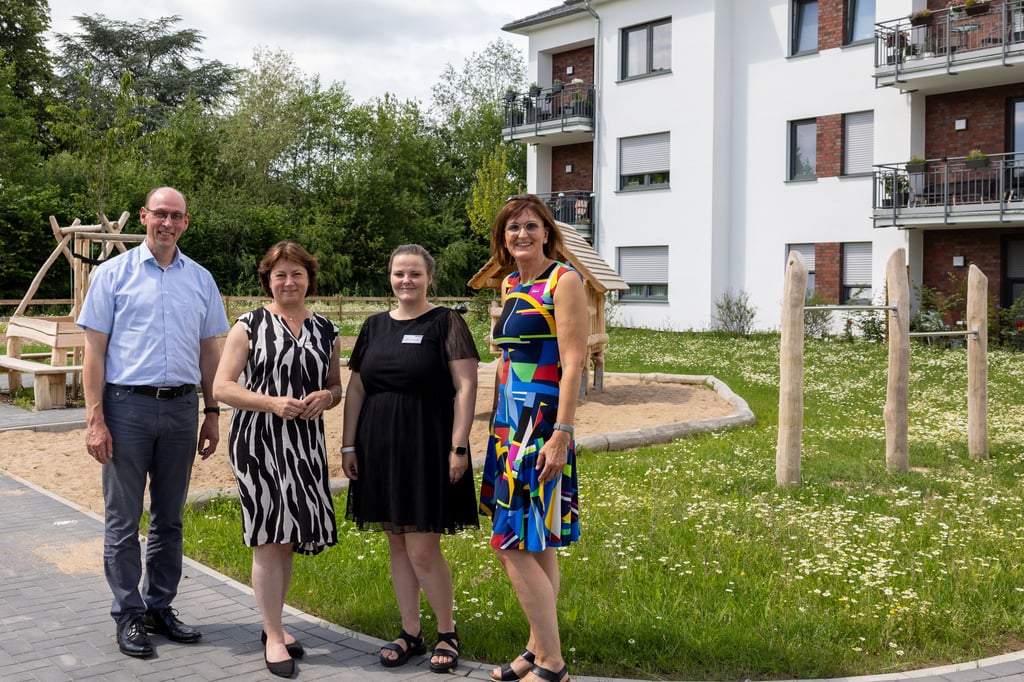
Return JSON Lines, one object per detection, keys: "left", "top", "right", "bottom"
{"left": 228, "top": 307, "right": 338, "bottom": 555}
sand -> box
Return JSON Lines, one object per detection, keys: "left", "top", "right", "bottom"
{"left": 0, "top": 363, "right": 736, "bottom": 515}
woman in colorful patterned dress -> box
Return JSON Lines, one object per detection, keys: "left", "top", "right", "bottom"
{"left": 213, "top": 241, "right": 343, "bottom": 678}
{"left": 480, "top": 195, "right": 587, "bottom": 682}
{"left": 342, "top": 244, "right": 480, "bottom": 673}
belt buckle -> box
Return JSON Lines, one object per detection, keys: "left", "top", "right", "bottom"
{"left": 154, "top": 386, "right": 174, "bottom": 400}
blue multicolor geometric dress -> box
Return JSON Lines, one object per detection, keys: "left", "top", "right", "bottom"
{"left": 480, "top": 261, "right": 581, "bottom": 551}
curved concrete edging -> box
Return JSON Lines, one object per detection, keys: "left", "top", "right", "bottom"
{"left": 576, "top": 373, "right": 756, "bottom": 453}
{"left": 188, "top": 372, "right": 755, "bottom": 507}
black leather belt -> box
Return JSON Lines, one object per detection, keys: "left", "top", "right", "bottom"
{"left": 106, "top": 383, "right": 195, "bottom": 399}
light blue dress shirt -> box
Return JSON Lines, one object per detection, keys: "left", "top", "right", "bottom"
{"left": 77, "top": 241, "right": 230, "bottom": 387}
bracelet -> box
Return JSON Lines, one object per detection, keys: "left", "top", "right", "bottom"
{"left": 203, "top": 407, "right": 221, "bottom": 415}
{"left": 553, "top": 422, "right": 574, "bottom": 437}
{"left": 341, "top": 446, "right": 356, "bottom": 454}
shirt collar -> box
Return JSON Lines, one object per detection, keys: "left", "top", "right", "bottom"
{"left": 139, "top": 240, "right": 183, "bottom": 269}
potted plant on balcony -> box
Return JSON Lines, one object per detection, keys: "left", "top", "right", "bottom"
{"left": 529, "top": 82, "right": 542, "bottom": 97}
{"left": 922, "top": 37, "right": 937, "bottom": 57}
{"left": 504, "top": 88, "right": 518, "bottom": 103}
{"left": 909, "top": 9, "right": 933, "bottom": 26}
{"left": 907, "top": 155, "right": 928, "bottom": 173}
{"left": 882, "top": 172, "right": 911, "bottom": 207}
{"left": 964, "top": 0, "right": 991, "bottom": 16}
{"left": 551, "top": 79, "right": 564, "bottom": 93}
{"left": 965, "top": 149, "right": 988, "bottom": 169}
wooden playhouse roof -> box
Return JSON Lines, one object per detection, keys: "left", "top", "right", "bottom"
{"left": 467, "top": 222, "right": 628, "bottom": 293}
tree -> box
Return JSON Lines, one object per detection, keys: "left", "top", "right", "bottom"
{"left": 52, "top": 14, "right": 236, "bottom": 131}
{"left": 0, "top": 0, "right": 53, "bottom": 106}
{"left": 466, "top": 145, "right": 519, "bottom": 241}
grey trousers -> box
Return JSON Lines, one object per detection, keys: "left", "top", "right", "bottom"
{"left": 101, "top": 385, "right": 198, "bottom": 625}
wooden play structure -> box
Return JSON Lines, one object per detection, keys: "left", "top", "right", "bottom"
{"left": 1, "top": 212, "right": 142, "bottom": 410}
{"left": 468, "top": 222, "right": 628, "bottom": 392}
{"left": 776, "top": 247, "right": 988, "bottom": 486}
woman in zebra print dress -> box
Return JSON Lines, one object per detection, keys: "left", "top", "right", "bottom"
{"left": 213, "top": 241, "right": 343, "bottom": 678}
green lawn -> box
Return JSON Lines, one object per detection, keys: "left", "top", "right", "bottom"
{"left": 178, "top": 327, "right": 1024, "bottom": 679}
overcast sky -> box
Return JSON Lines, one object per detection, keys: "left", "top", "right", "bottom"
{"left": 45, "top": 0, "right": 560, "bottom": 104}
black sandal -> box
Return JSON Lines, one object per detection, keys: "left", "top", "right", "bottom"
{"left": 429, "top": 628, "right": 461, "bottom": 673}
{"left": 529, "top": 663, "right": 569, "bottom": 682}
{"left": 491, "top": 648, "right": 536, "bottom": 681}
{"left": 379, "top": 629, "right": 425, "bottom": 668}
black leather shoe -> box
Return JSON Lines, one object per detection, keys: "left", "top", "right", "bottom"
{"left": 143, "top": 607, "right": 202, "bottom": 643}
{"left": 265, "top": 650, "right": 297, "bottom": 678}
{"left": 262, "top": 629, "right": 305, "bottom": 659}
{"left": 116, "top": 617, "right": 154, "bottom": 658}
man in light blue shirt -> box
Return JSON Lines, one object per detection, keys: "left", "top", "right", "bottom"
{"left": 77, "top": 187, "right": 230, "bottom": 659}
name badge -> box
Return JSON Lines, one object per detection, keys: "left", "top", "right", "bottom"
{"left": 402, "top": 334, "right": 423, "bottom": 344}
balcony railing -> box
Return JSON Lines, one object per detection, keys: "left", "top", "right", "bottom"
{"left": 873, "top": 151, "right": 1024, "bottom": 225}
{"left": 535, "top": 190, "right": 594, "bottom": 240}
{"left": 875, "top": 0, "right": 1024, "bottom": 82}
{"left": 501, "top": 82, "right": 595, "bottom": 142}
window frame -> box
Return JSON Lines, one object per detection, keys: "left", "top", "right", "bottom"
{"left": 792, "top": 0, "right": 819, "bottom": 55}
{"left": 841, "top": 242, "right": 873, "bottom": 304}
{"left": 787, "top": 244, "right": 817, "bottom": 297}
{"left": 843, "top": 111, "right": 874, "bottom": 176}
{"left": 789, "top": 118, "right": 817, "bottom": 181}
{"left": 619, "top": 132, "right": 671, "bottom": 191}
{"left": 845, "top": 0, "right": 875, "bottom": 45}
{"left": 621, "top": 18, "right": 672, "bottom": 80}
{"left": 618, "top": 246, "right": 669, "bottom": 301}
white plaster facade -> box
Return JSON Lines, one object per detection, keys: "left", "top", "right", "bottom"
{"left": 506, "top": 0, "right": 919, "bottom": 331}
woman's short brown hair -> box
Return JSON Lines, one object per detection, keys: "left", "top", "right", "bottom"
{"left": 257, "top": 241, "right": 320, "bottom": 297}
{"left": 489, "top": 194, "right": 566, "bottom": 269}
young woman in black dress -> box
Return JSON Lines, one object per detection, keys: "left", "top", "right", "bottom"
{"left": 342, "top": 244, "right": 479, "bottom": 673}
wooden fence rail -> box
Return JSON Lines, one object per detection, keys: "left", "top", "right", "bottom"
{"left": 1, "top": 295, "right": 477, "bottom": 327}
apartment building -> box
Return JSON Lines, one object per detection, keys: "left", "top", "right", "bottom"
{"left": 500, "top": 0, "right": 1024, "bottom": 332}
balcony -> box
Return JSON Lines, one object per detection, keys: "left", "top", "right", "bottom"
{"left": 501, "top": 81, "right": 595, "bottom": 145}
{"left": 872, "top": 152, "right": 1024, "bottom": 228}
{"left": 875, "top": 1, "right": 1024, "bottom": 92}
{"left": 536, "top": 190, "right": 595, "bottom": 241}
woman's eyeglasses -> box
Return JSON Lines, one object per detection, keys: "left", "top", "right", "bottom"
{"left": 505, "top": 221, "right": 543, "bottom": 235}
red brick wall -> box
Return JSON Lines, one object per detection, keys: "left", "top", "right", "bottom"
{"left": 551, "top": 142, "right": 594, "bottom": 192}
{"left": 552, "top": 46, "right": 594, "bottom": 85}
{"left": 925, "top": 84, "right": 1024, "bottom": 159}
{"left": 921, "top": 229, "right": 1017, "bottom": 320}
{"left": 817, "top": 114, "right": 843, "bottom": 178}
{"left": 819, "top": 0, "right": 845, "bottom": 50}
{"left": 815, "top": 242, "right": 842, "bottom": 303}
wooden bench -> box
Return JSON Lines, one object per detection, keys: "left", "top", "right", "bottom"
{"left": 0, "top": 356, "right": 83, "bottom": 410}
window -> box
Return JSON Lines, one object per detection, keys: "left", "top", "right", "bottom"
{"left": 842, "top": 242, "right": 872, "bottom": 303}
{"left": 843, "top": 111, "right": 874, "bottom": 175}
{"left": 787, "top": 244, "right": 816, "bottom": 296}
{"left": 619, "top": 246, "right": 668, "bottom": 300}
{"left": 622, "top": 18, "right": 671, "bottom": 79}
{"left": 846, "top": 0, "right": 875, "bottom": 44}
{"left": 792, "top": 0, "right": 818, "bottom": 54}
{"left": 619, "top": 133, "right": 670, "bottom": 190}
{"left": 789, "top": 119, "right": 816, "bottom": 181}
{"left": 1005, "top": 237, "right": 1024, "bottom": 309}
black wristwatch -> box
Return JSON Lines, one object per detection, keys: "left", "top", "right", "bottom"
{"left": 203, "top": 407, "right": 221, "bottom": 415}
{"left": 451, "top": 445, "right": 468, "bottom": 457}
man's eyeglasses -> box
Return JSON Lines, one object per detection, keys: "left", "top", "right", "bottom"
{"left": 505, "top": 221, "right": 543, "bottom": 235}
{"left": 145, "top": 208, "right": 187, "bottom": 223}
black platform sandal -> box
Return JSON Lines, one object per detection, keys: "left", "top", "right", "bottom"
{"left": 429, "top": 627, "right": 461, "bottom": 673}
{"left": 379, "top": 629, "right": 425, "bottom": 668}
{"left": 491, "top": 648, "right": 536, "bottom": 681}
{"left": 529, "top": 663, "right": 569, "bottom": 682}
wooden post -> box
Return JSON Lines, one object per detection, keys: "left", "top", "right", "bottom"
{"left": 966, "top": 264, "right": 988, "bottom": 459}
{"left": 776, "top": 250, "right": 806, "bottom": 486}
{"left": 884, "top": 249, "right": 910, "bottom": 473}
